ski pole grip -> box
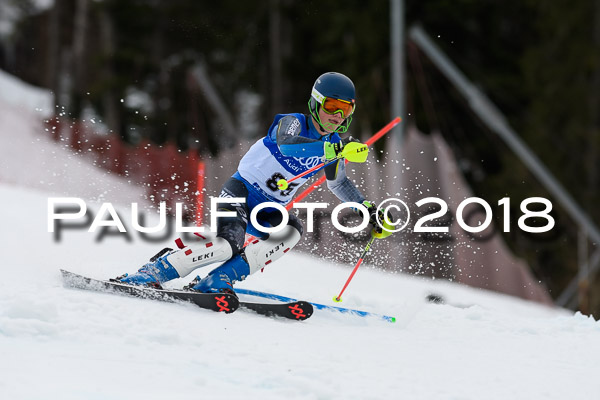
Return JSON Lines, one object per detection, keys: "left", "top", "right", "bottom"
{"left": 277, "top": 179, "right": 289, "bottom": 190}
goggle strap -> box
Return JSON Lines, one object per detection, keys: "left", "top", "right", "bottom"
{"left": 311, "top": 87, "right": 326, "bottom": 105}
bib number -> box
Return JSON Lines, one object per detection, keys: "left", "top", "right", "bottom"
{"left": 266, "top": 173, "right": 298, "bottom": 197}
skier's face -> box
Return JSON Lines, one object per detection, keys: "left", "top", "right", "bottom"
{"left": 316, "top": 106, "right": 344, "bottom": 134}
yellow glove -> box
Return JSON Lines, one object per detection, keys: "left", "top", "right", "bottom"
{"left": 323, "top": 141, "right": 344, "bottom": 161}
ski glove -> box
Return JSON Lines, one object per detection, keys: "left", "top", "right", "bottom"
{"left": 323, "top": 141, "right": 344, "bottom": 161}
{"left": 341, "top": 136, "right": 361, "bottom": 145}
{"left": 323, "top": 136, "right": 361, "bottom": 161}
{"left": 362, "top": 200, "right": 382, "bottom": 230}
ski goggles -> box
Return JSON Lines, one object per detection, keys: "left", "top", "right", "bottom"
{"left": 312, "top": 88, "right": 355, "bottom": 118}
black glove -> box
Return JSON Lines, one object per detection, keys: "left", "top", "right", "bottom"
{"left": 362, "top": 200, "right": 398, "bottom": 239}
{"left": 341, "top": 136, "right": 361, "bottom": 146}
{"left": 362, "top": 200, "right": 384, "bottom": 233}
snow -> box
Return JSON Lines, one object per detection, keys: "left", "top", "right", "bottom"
{"left": 1, "top": 69, "right": 600, "bottom": 399}
{"left": 0, "top": 69, "right": 54, "bottom": 117}
{"left": 0, "top": 71, "right": 147, "bottom": 205}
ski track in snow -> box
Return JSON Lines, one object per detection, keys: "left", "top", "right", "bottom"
{"left": 1, "top": 75, "right": 600, "bottom": 399}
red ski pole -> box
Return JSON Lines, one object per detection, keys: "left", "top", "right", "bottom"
{"left": 243, "top": 117, "right": 402, "bottom": 246}
{"left": 364, "top": 116, "right": 402, "bottom": 146}
{"left": 333, "top": 233, "right": 376, "bottom": 302}
{"left": 286, "top": 116, "right": 402, "bottom": 210}
{"left": 277, "top": 158, "right": 340, "bottom": 190}
{"left": 277, "top": 142, "right": 369, "bottom": 190}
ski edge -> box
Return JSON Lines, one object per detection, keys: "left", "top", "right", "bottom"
{"left": 236, "top": 288, "right": 396, "bottom": 323}
{"left": 60, "top": 269, "right": 239, "bottom": 313}
{"left": 239, "top": 300, "right": 313, "bottom": 321}
{"left": 60, "top": 270, "right": 311, "bottom": 320}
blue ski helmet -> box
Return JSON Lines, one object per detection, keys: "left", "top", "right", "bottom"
{"left": 308, "top": 72, "right": 355, "bottom": 133}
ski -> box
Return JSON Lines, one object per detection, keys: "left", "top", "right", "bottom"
{"left": 236, "top": 288, "right": 396, "bottom": 323}
{"left": 60, "top": 270, "right": 312, "bottom": 320}
{"left": 240, "top": 300, "right": 313, "bottom": 321}
{"left": 61, "top": 269, "right": 238, "bottom": 313}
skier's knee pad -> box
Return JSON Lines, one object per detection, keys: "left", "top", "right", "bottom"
{"left": 216, "top": 220, "right": 247, "bottom": 255}
{"left": 287, "top": 213, "right": 304, "bottom": 236}
{"left": 166, "top": 235, "right": 234, "bottom": 278}
{"left": 215, "top": 177, "right": 250, "bottom": 253}
{"left": 243, "top": 223, "right": 302, "bottom": 275}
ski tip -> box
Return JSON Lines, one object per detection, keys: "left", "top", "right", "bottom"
{"left": 291, "top": 301, "right": 313, "bottom": 321}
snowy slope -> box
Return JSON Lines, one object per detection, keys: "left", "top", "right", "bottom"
{"left": 0, "top": 73, "right": 147, "bottom": 205}
{"left": 1, "top": 184, "right": 599, "bottom": 400}
{"left": 0, "top": 69, "right": 54, "bottom": 117}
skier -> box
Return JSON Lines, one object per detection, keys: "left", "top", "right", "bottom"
{"left": 116, "top": 72, "right": 387, "bottom": 294}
